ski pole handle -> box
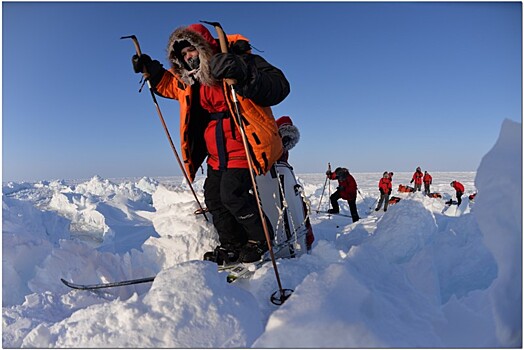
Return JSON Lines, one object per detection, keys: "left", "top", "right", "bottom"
{"left": 121, "top": 35, "right": 151, "bottom": 81}
{"left": 200, "top": 21, "right": 237, "bottom": 86}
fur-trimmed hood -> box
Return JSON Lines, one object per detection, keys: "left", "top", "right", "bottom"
{"left": 166, "top": 23, "right": 220, "bottom": 86}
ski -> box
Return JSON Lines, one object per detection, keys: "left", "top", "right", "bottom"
{"left": 61, "top": 276, "right": 155, "bottom": 290}
{"left": 61, "top": 231, "right": 306, "bottom": 289}
{"left": 218, "top": 260, "right": 267, "bottom": 283}
{"left": 218, "top": 234, "right": 304, "bottom": 283}
{"left": 316, "top": 210, "right": 353, "bottom": 218}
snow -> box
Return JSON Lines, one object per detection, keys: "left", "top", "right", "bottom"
{"left": 2, "top": 119, "right": 521, "bottom": 348}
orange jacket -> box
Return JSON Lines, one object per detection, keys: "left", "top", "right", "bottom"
{"left": 155, "top": 30, "right": 285, "bottom": 182}
{"left": 452, "top": 181, "right": 465, "bottom": 193}
{"left": 423, "top": 173, "right": 432, "bottom": 184}
{"left": 412, "top": 170, "right": 423, "bottom": 185}
{"left": 378, "top": 177, "right": 392, "bottom": 193}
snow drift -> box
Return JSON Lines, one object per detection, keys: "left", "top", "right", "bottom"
{"left": 2, "top": 119, "right": 521, "bottom": 348}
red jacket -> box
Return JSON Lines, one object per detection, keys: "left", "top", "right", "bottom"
{"left": 378, "top": 177, "right": 392, "bottom": 194}
{"left": 453, "top": 181, "right": 465, "bottom": 193}
{"left": 412, "top": 171, "right": 423, "bottom": 185}
{"left": 329, "top": 170, "right": 358, "bottom": 201}
{"left": 423, "top": 173, "right": 432, "bottom": 184}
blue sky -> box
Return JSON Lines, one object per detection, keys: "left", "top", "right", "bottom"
{"left": 3, "top": 2, "right": 522, "bottom": 182}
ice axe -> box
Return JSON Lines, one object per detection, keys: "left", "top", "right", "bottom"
{"left": 121, "top": 35, "right": 208, "bottom": 221}
{"left": 200, "top": 20, "right": 292, "bottom": 306}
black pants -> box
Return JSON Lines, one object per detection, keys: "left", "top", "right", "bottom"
{"left": 330, "top": 191, "right": 360, "bottom": 222}
{"left": 424, "top": 184, "right": 431, "bottom": 195}
{"left": 204, "top": 167, "right": 272, "bottom": 247}
{"left": 376, "top": 192, "right": 390, "bottom": 211}
{"left": 456, "top": 191, "right": 463, "bottom": 206}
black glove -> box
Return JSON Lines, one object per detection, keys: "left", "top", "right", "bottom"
{"left": 388, "top": 190, "right": 392, "bottom": 195}
{"left": 132, "top": 54, "right": 165, "bottom": 87}
{"left": 337, "top": 186, "right": 344, "bottom": 191}
{"left": 410, "top": 179, "right": 413, "bottom": 184}
{"left": 210, "top": 53, "right": 249, "bottom": 85}
{"left": 326, "top": 170, "right": 332, "bottom": 176}
{"left": 380, "top": 189, "right": 384, "bottom": 195}
{"left": 230, "top": 40, "right": 251, "bottom": 55}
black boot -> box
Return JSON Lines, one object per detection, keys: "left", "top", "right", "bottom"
{"left": 239, "top": 240, "right": 268, "bottom": 263}
{"left": 203, "top": 245, "right": 240, "bottom": 265}
{"left": 327, "top": 209, "right": 339, "bottom": 214}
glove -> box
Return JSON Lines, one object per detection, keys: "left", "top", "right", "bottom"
{"left": 410, "top": 179, "right": 413, "bottom": 184}
{"left": 210, "top": 53, "right": 249, "bottom": 85}
{"left": 380, "top": 189, "right": 384, "bottom": 195}
{"left": 230, "top": 40, "right": 251, "bottom": 55}
{"left": 388, "top": 190, "right": 392, "bottom": 195}
{"left": 326, "top": 170, "right": 332, "bottom": 176}
{"left": 132, "top": 54, "right": 165, "bottom": 87}
{"left": 337, "top": 186, "right": 344, "bottom": 191}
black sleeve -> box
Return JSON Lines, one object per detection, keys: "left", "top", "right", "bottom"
{"left": 235, "top": 54, "right": 290, "bottom": 106}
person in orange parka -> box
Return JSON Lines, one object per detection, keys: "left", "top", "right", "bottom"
{"left": 451, "top": 180, "right": 465, "bottom": 206}
{"left": 375, "top": 171, "right": 392, "bottom": 212}
{"left": 423, "top": 171, "right": 433, "bottom": 196}
{"left": 131, "top": 23, "right": 290, "bottom": 264}
{"left": 410, "top": 167, "right": 424, "bottom": 191}
{"left": 326, "top": 167, "right": 360, "bottom": 222}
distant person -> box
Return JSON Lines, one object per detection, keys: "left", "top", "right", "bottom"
{"left": 450, "top": 181, "right": 465, "bottom": 206}
{"left": 423, "top": 171, "right": 433, "bottom": 195}
{"left": 410, "top": 167, "right": 423, "bottom": 192}
{"left": 325, "top": 167, "right": 360, "bottom": 222}
{"left": 375, "top": 171, "right": 392, "bottom": 212}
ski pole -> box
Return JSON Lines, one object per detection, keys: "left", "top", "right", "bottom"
{"left": 201, "top": 20, "right": 292, "bottom": 306}
{"left": 316, "top": 177, "right": 328, "bottom": 213}
{"left": 121, "top": 35, "right": 208, "bottom": 222}
{"left": 327, "top": 163, "right": 332, "bottom": 211}
{"left": 316, "top": 162, "right": 331, "bottom": 213}
{"left": 368, "top": 196, "right": 379, "bottom": 213}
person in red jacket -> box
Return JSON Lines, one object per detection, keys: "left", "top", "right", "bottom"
{"left": 451, "top": 181, "right": 465, "bottom": 206}
{"left": 275, "top": 116, "right": 314, "bottom": 249}
{"left": 131, "top": 23, "right": 290, "bottom": 264}
{"left": 423, "top": 171, "right": 433, "bottom": 196}
{"left": 326, "top": 167, "right": 360, "bottom": 222}
{"left": 276, "top": 116, "right": 300, "bottom": 164}
{"left": 375, "top": 171, "right": 392, "bottom": 212}
{"left": 410, "top": 167, "right": 424, "bottom": 191}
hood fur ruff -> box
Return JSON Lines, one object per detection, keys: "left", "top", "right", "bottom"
{"left": 167, "top": 24, "right": 219, "bottom": 86}
{"left": 279, "top": 124, "right": 300, "bottom": 151}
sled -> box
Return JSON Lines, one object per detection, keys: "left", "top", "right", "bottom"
{"left": 256, "top": 161, "right": 311, "bottom": 259}
{"left": 398, "top": 184, "right": 415, "bottom": 193}
{"left": 388, "top": 196, "right": 402, "bottom": 205}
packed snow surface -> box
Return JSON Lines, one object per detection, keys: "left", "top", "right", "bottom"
{"left": 2, "top": 119, "right": 521, "bottom": 347}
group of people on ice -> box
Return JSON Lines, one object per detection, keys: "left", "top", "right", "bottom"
{"left": 129, "top": 21, "right": 467, "bottom": 269}
{"left": 407, "top": 166, "right": 465, "bottom": 205}
{"left": 324, "top": 165, "right": 467, "bottom": 221}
